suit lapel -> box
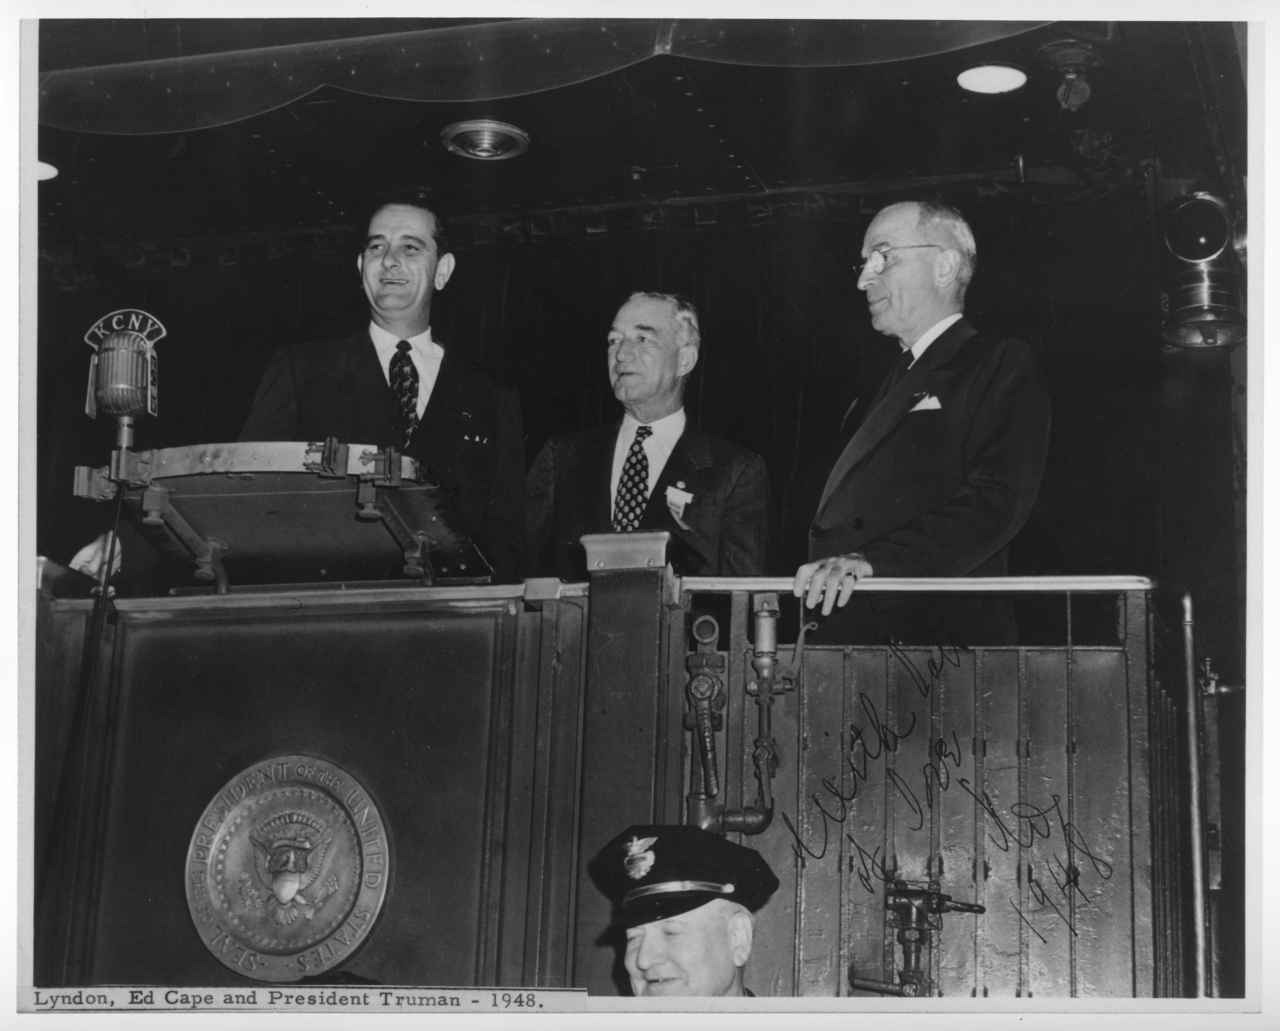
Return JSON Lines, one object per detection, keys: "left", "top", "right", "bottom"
{"left": 582, "top": 422, "right": 620, "bottom": 532}
{"left": 345, "top": 329, "right": 398, "bottom": 444}
{"left": 414, "top": 348, "right": 460, "bottom": 445}
{"left": 816, "top": 319, "right": 976, "bottom": 520}
{"left": 643, "top": 427, "right": 710, "bottom": 526}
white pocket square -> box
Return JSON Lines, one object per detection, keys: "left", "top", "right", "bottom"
{"left": 909, "top": 393, "right": 942, "bottom": 412}
{"left": 665, "top": 484, "right": 694, "bottom": 525}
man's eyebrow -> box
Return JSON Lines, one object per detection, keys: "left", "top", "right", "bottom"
{"left": 364, "top": 233, "right": 430, "bottom": 247}
{"left": 608, "top": 321, "right": 660, "bottom": 336}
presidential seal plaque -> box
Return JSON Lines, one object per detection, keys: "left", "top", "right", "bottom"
{"left": 185, "top": 755, "right": 390, "bottom": 982}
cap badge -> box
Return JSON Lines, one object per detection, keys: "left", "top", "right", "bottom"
{"left": 623, "top": 835, "right": 658, "bottom": 880}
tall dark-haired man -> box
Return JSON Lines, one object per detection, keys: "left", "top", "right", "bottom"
{"left": 793, "top": 200, "right": 1050, "bottom": 643}
{"left": 526, "top": 291, "right": 770, "bottom": 580}
{"left": 240, "top": 195, "right": 525, "bottom": 582}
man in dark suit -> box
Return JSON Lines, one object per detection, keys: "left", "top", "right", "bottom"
{"left": 526, "top": 292, "right": 769, "bottom": 580}
{"left": 792, "top": 200, "right": 1050, "bottom": 643}
{"left": 239, "top": 194, "right": 525, "bottom": 582}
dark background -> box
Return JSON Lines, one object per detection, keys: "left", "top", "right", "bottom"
{"left": 36, "top": 18, "right": 1247, "bottom": 682}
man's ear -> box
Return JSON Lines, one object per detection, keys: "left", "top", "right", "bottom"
{"left": 677, "top": 344, "right": 698, "bottom": 378}
{"left": 727, "top": 911, "right": 754, "bottom": 968}
{"left": 434, "top": 252, "right": 457, "bottom": 291}
{"left": 356, "top": 253, "right": 364, "bottom": 279}
{"left": 934, "top": 248, "right": 962, "bottom": 289}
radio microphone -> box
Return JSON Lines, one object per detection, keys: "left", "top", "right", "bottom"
{"left": 83, "top": 308, "right": 167, "bottom": 448}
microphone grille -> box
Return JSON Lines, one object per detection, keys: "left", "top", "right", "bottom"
{"left": 95, "top": 330, "right": 152, "bottom": 416}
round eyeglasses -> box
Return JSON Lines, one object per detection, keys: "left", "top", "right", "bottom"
{"left": 854, "top": 243, "right": 944, "bottom": 278}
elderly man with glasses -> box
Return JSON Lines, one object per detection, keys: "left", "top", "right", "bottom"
{"left": 792, "top": 199, "right": 1051, "bottom": 645}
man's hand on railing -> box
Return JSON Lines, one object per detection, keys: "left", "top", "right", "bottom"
{"left": 69, "top": 532, "right": 123, "bottom": 582}
{"left": 792, "top": 552, "right": 874, "bottom": 616}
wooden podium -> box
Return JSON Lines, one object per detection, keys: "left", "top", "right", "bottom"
{"left": 34, "top": 538, "right": 1197, "bottom": 996}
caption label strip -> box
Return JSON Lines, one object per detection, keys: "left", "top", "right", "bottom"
{"left": 24, "top": 987, "right": 588, "bottom": 1013}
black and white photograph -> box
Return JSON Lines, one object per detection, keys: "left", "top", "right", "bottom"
{"left": 14, "top": 6, "right": 1274, "bottom": 1024}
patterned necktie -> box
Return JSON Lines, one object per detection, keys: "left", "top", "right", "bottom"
{"left": 612, "top": 424, "right": 654, "bottom": 532}
{"left": 389, "top": 340, "right": 419, "bottom": 448}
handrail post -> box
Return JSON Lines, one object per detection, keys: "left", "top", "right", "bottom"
{"left": 1182, "top": 592, "right": 1208, "bottom": 997}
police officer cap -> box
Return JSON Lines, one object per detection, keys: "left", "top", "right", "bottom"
{"left": 591, "top": 824, "right": 779, "bottom": 928}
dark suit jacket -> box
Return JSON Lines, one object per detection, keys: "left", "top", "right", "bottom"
{"left": 526, "top": 421, "right": 770, "bottom": 580}
{"left": 239, "top": 329, "right": 525, "bottom": 582}
{"left": 810, "top": 318, "right": 1050, "bottom": 643}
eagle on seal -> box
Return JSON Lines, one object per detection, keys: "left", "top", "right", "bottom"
{"left": 238, "top": 810, "right": 340, "bottom": 925}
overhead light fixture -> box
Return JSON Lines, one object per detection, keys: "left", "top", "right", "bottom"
{"left": 37, "top": 161, "right": 59, "bottom": 181}
{"left": 441, "top": 119, "right": 530, "bottom": 161}
{"left": 957, "top": 64, "right": 1027, "bottom": 95}
{"left": 1037, "top": 39, "right": 1102, "bottom": 112}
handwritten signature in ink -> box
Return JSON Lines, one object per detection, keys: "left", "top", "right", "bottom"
{"left": 776, "top": 641, "right": 1114, "bottom": 938}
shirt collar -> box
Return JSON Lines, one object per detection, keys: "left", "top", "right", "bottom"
{"left": 620, "top": 407, "right": 685, "bottom": 441}
{"left": 368, "top": 322, "right": 442, "bottom": 363}
{"left": 906, "top": 312, "right": 963, "bottom": 366}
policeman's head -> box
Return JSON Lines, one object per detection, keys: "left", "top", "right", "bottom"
{"left": 591, "top": 824, "right": 779, "bottom": 997}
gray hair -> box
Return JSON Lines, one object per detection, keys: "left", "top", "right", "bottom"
{"left": 627, "top": 291, "right": 701, "bottom": 351}
{"left": 915, "top": 200, "right": 978, "bottom": 297}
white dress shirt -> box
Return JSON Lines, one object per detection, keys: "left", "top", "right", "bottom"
{"left": 905, "top": 312, "right": 963, "bottom": 368}
{"left": 610, "top": 408, "right": 687, "bottom": 504}
{"left": 368, "top": 322, "right": 444, "bottom": 419}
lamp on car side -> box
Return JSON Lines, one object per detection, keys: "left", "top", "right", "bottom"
{"left": 1160, "top": 192, "right": 1245, "bottom": 350}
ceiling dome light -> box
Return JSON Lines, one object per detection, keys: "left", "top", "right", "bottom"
{"left": 441, "top": 119, "right": 530, "bottom": 161}
{"left": 1037, "top": 39, "right": 1103, "bottom": 112}
{"left": 37, "top": 161, "right": 59, "bottom": 181}
{"left": 957, "top": 64, "right": 1028, "bottom": 95}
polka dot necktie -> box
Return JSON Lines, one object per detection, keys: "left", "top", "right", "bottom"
{"left": 612, "top": 424, "right": 653, "bottom": 532}
{"left": 389, "top": 340, "right": 419, "bottom": 448}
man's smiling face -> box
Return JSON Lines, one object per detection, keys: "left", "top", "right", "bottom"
{"left": 623, "top": 900, "right": 745, "bottom": 997}
{"left": 358, "top": 203, "right": 454, "bottom": 333}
